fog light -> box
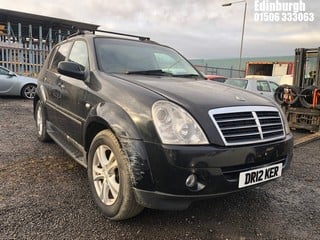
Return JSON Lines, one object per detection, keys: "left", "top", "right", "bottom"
{"left": 186, "top": 174, "right": 206, "bottom": 192}
{"left": 185, "top": 174, "right": 197, "bottom": 188}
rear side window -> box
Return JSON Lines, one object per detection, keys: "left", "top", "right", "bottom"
{"left": 50, "top": 42, "right": 73, "bottom": 72}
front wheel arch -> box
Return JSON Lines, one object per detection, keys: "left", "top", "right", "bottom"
{"left": 83, "top": 104, "right": 153, "bottom": 190}
{"left": 84, "top": 103, "right": 143, "bottom": 152}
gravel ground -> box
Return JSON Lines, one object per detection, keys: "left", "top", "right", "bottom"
{"left": 0, "top": 97, "right": 319, "bottom": 240}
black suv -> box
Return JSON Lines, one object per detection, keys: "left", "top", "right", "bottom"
{"left": 34, "top": 30, "right": 293, "bottom": 220}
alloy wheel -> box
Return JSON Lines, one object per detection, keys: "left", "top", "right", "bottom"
{"left": 92, "top": 145, "right": 120, "bottom": 205}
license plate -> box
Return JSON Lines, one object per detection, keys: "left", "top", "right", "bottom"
{"left": 238, "top": 163, "right": 282, "bottom": 188}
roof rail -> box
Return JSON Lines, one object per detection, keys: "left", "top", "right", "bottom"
{"left": 92, "top": 29, "right": 150, "bottom": 41}
{"left": 67, "top": 29, "right": 89, "bottom": 39}
{"left": 67, "top": 29, "right": 150, "bottom": 41}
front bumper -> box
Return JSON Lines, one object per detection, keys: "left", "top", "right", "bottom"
{"left": 133, "top": 133, "right": 293, "bottom": 210}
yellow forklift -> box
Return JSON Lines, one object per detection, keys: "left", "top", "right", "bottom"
{"left": 274, "top": 47, "right": 320, "bottom": 132}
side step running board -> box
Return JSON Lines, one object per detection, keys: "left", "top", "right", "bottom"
{"left": 47, "top": 122, "right": 87, "bottom": 168}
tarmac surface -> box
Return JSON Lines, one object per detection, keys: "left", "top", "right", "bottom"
{"left": 0, "top": 97, "right": 319, "bottom": 239}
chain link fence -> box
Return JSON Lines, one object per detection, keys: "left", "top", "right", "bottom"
{"left": 194, "top": 64, "right": 245, "bottom": 78}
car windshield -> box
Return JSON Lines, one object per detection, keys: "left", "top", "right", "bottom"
{"left": 225, "top": 78, "right": 248, "bottom": 89}
{"left": 94, "top": 38, "right": 199, "bottom": 77}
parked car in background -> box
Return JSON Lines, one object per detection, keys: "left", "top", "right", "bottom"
{"left": 204, "top": 74, "right": 227, "bottom": 82}
{"left": 0, "top": 66, "right": 37, "bottom": 99}
{"left": 224, "top": 78, "right": 279, "bottom": 99}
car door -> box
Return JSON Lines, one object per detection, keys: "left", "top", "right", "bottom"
{"left": 58, "top": 40, "right": 89, "bottom": 145}
{"left": 0, "top": 66, "right": 18, "bottom": 94}
{"left": 43, "top": 41, "right": 73, "bottom": 130}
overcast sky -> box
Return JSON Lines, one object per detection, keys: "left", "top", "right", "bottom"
{"left": 2, "top": 0, "right": 320, "bottom": 59}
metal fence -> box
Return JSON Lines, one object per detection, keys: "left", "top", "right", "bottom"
{"left": 0, "top": 41, "right": 49, "bottom": 77}
{"left": 194, "top": 64, "right": 245, "bottom": 78}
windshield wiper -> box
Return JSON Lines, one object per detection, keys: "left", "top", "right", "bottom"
{"left": 173, "top": 74, "right": 200, "bottom": 78}
{"left": 126, "top": 69, "right": 173, "bottom": 76}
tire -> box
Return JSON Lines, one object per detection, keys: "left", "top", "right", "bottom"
{"left": 274, "top": 84, "right": 299, "bottom": 106}
{"left": 87, "top": 130, "right": 143, "bottom": 220}
{"left": 35, "top": 101, "right": 51, "bottom": 142}
{"left": 21, "top": 84, "right": 37, "bottom": 99}
{"left": 300, "top": 86, "right": 320, "bottom": 109}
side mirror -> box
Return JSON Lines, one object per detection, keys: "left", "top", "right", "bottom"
{"left": 58, "top": 61, "right": 86, "bottom": 80}
{"left": 8, "top": 71, "right": 16, "bottom": 77}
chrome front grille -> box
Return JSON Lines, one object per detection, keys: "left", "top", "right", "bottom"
{"left": 209, "top": 106, "right": 285, "bottom": 146}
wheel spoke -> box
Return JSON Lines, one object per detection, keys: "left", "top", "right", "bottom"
{"left": 107, "top": 174, "right": 119, "bottom": 199}
{"left": 97, "top": 146, "right": 108, "bottom": 167}
{"left": 93, "top": 164, "right": 103, "bottom": 175}
{"left": 93, "top": 172, "right": 105, "bottom": 182}
{"left": 106, "top": 157, "right": 117, "bottom": 173}
{"left": 93, "top": 175, "right": 105, "bottom": 182}
{"left": 105, "top": 152, "right": 119, "bottom": 198}
{"left": 100, "top": 180, "right": 110, "bottom": 203}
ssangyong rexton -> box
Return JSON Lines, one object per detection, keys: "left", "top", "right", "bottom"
{"left": 34, "top": 30, "right": 293, "bottom": 220}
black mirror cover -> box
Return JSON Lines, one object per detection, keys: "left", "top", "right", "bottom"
{"left": 58, "top": 61, "right": 86, "bottom": 80}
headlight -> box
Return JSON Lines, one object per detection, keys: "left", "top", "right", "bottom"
{"left": 152, "top": 101, "right": 209, "bottom": 145}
